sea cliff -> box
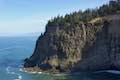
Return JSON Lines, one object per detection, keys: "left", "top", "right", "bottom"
{"left": 24, "top": 0, "right": 120, "bottom": 73}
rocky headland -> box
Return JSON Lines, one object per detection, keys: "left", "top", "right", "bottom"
{"left": 24, "top": 0, "right": 120, "bottom": 73}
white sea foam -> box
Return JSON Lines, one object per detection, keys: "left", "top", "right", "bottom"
{"left": 19, "top": 68, "right": 42, "bottom": 74}
{"left": 19, "top": 68, "right": 23, "bottom": 72}
{"left": 6, "top": 66, "right": 11, "bottom": 74}
{"left": 6, "top": 66, "right": 22, "bottom": 80}
{"left": 19, "top": 68, "right": 27, "bottom": 73}
{"left": 38, "top": 72, "right": 42, "bottom": 74}
{"left": 94, "top": 70, "right": 120, "bottom": 74}
{"left": 6, "top": 66, "right": 15, "bottom": 74}
{"left": 13, "top": 74, "right": 22, "bottom": 80}
{"left": 30, "top": 71, "right": 42, "bottom": 74}
{"left": 106, "top": 70, "right": 120, "bottom": 74}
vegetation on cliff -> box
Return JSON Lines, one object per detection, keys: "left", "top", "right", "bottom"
{"left": 46, "top": 0, "right": 120, "bottom": 26}
{"left": 24, "top": 0, "right": 120, "bottom": 73}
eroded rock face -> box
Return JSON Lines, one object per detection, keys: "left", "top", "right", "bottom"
{"left": 24, "top": 20, "right": 103, "bottom": 71}
{"left": 72, "top": 15, "right": 120, "bottom": 72}
{"left": 24, "top": 15, "right": 120, "bottom": 72}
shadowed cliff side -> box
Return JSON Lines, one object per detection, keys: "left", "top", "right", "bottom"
{"left": 72, "top": 15, "right": 120, "bottom": 72}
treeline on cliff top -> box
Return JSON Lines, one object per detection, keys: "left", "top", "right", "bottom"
{"left": 46, "top": 0, "right": 120, "bottom": 28}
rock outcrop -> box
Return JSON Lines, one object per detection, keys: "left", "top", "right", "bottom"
{"left": 24, "top": 14, "right": 120, "bottom": 73}
{"left": 24, "top": 0, "right": 120, "bottom": 73}
{"left": 72, "top": 15, "right": 120, "bottom": 72}
{"left": 24, "top": 16, "right": 103, "bottom": 70}
{"left": 23, "top": 0, "right": 120, "bottom": 73}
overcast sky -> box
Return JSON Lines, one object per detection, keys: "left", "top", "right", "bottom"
{"left": 0, "top": 0, "right": 109, "bottom": 36}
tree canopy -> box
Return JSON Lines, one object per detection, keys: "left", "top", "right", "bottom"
{"left": 46, "top": 0, "right": 120, "bottom": 28}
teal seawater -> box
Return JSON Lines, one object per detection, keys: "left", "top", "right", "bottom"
{"left": 0, "top": 36, "right": 120, "bottom": 80}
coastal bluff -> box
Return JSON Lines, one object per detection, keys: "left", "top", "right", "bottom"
{"left": 24, "top": 15, "right": 120, "bottom": 73}
{"left": 24, "top": 0, "right": 120, "bottom": 73}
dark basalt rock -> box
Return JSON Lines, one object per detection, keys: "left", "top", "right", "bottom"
{"left": 24, "top": 59, "right": 36, "bottom": 67}
{"left": 39, "top": 64, "right": 53, "bottom": 70}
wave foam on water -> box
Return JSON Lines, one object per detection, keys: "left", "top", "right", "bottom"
{"left": 14, "top": 74, "right": 22, "bottom": 80}
{"left": 106, "top": 70, "right": 120, "bottom": 74}
{"left": 94, "top": 70, "right": 120, "bottom": 74}
{"left": 6, "top": 66, "right": 15, "bottom": 74}
{"left": 19, "top": 68, "right": 42, "bottom": 74}
{"left": 6, "top": 66, "right": 22, "bottom": 80}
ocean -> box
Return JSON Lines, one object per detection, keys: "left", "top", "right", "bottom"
{"left": 0, "top": 36, "right": 120, "bottom": 80}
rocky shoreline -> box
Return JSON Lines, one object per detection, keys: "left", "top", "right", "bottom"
{"left": 22, "top": 67, "right": 74, "bottom": 76}
{"left": 22, "top": 67, "right": 42, "bottom": 74}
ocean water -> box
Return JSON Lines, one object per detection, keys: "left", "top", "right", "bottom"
{"left": 0, "top": 36, "right": 120, "bottom": 80}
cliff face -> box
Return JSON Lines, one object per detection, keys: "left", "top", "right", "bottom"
{"left": 23, "top": 0, "right": 120, "bottom": 72}
{"left": 72, "top": 15, "right": 120, "bottom": 72}
{"left": 24, "top": 15, "right": 120, "bottom": 72}
{"left": 24, "top": 15, "right": 105, "bottom": 71}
